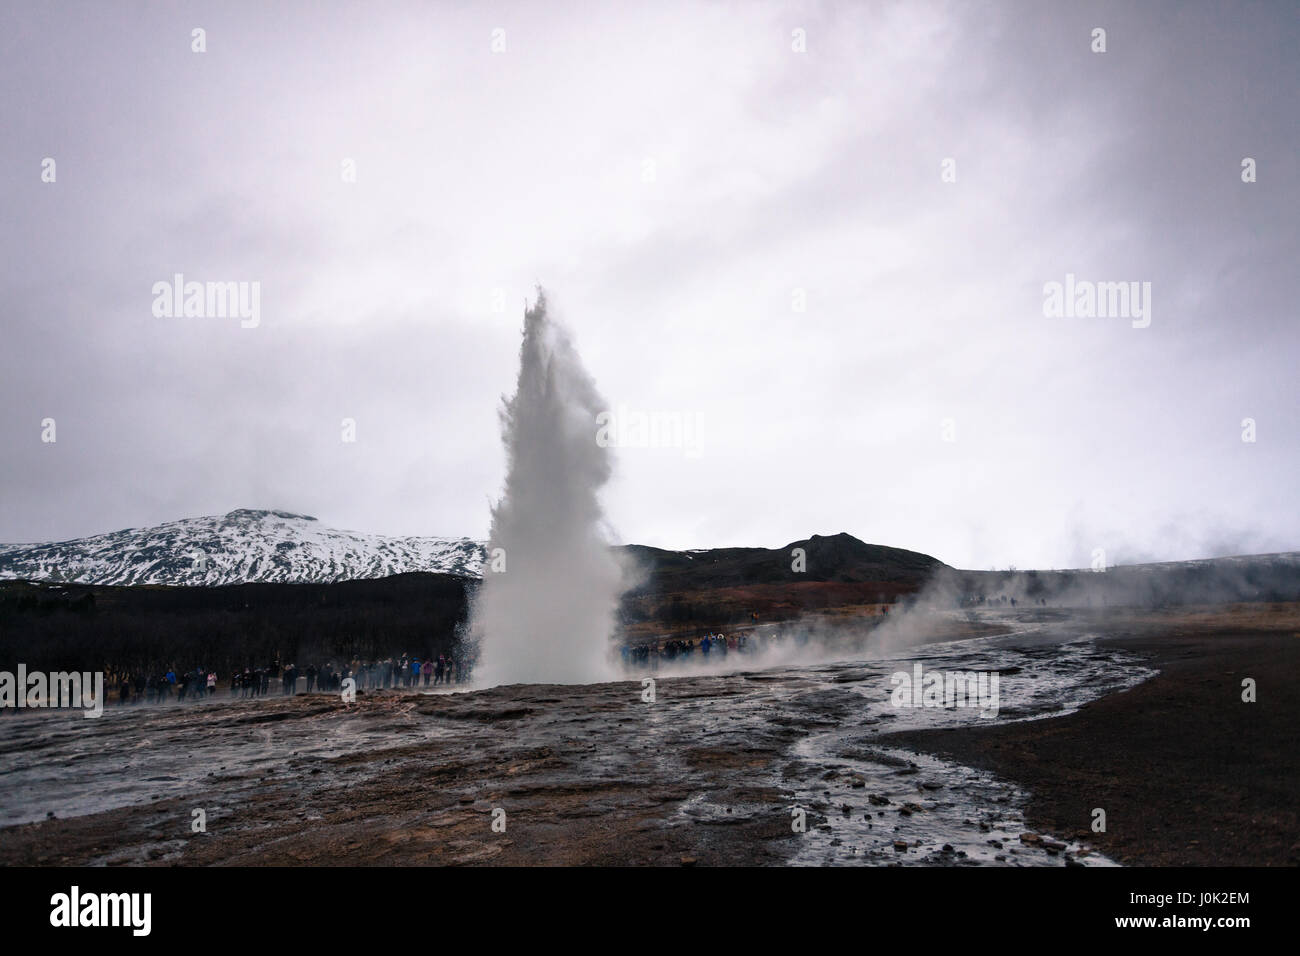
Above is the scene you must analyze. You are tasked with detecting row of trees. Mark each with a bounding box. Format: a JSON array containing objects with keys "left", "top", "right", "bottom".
[{"left": 0, "top": 573, "right": 475, "bottom": 676}]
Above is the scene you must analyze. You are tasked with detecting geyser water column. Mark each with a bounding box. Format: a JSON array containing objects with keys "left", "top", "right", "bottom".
[{"left": 472, "top": 290, "right": 627, "bottom": 686}]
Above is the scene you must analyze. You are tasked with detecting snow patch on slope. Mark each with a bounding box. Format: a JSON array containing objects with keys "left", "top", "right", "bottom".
[{"left": 0, "top": 509, "right": 485, "bottom": 586}]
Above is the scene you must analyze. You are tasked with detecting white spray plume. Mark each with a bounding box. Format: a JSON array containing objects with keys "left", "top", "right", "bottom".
[{"left": 472, "top": 289, "right": 629, "bottom": 686}]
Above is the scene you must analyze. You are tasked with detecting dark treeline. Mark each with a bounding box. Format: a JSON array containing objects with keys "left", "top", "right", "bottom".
[
  {"left": 5, "top": 542, "right": 1294, "bottom": 678},
  {"left": 0, "top": 572, "right": 475, "bottom": 674},
  {"left": 0, "top": 532, "right": 940, "bottom": 675}
]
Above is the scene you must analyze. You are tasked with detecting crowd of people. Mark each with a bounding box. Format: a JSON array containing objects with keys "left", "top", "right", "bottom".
[
  {"left": 621, "top": 632, "right": 750, "bottom": 668},
  {"left": 103, "top": 668, "right": 220, "bottom": 704},
  {"left": 298, "top": 654, "right": 470, "bottom": 692},
  {"left": 102, "top": 632, "right": 777, "bottom": 705},
  {"left": 104, "top": 652, "right": 471, "bottom": 705}
]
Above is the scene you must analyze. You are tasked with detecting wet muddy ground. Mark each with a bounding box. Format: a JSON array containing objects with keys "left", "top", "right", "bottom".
[
  {"left": 884, "top": 605, "right": 1300, "bottom": 866},
  {"left": 1, "top": 605, "right": 1293, "bottom": 866}
]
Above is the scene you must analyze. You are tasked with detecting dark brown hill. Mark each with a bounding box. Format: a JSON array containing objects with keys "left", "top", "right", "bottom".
[
  {"left": 0, "top": 532, "right": 947, "bottom": 670},
  {"left": 617, "top": 533, "right": 946, "bottom": 638}
]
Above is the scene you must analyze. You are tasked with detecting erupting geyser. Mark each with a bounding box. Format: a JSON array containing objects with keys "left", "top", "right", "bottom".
[{"left": 471, "top": 290, "right": 628, "bottom": 686}]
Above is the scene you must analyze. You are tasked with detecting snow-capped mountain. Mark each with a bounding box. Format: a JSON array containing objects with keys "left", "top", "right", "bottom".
[{"left": 0, "top": 509, "right": 485, "bottom": 586}]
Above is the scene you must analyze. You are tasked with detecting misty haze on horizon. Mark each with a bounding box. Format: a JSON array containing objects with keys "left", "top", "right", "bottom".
[{"left": 2, "top": 1, "right": 1297, "bottom": 572}]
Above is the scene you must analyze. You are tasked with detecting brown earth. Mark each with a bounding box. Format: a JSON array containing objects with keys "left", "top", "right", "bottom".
[
  {"left": 880, "top": 604, "right": 1300, "bottom": 866},
  {"left": 1, "top": 604, "right": 1296, "bottom": 867}
]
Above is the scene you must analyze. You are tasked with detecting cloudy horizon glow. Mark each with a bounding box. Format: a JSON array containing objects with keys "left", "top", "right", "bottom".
[{"left": 2, "top": 0, "right": 1296, "bottom": 571}]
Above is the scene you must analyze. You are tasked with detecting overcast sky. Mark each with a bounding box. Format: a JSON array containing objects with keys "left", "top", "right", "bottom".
[{"left": 2, "top": 0, "right": 1296, "bottom": 570}]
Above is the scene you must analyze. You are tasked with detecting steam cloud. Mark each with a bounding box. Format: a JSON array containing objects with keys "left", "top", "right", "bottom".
[{"left": 472, "top": 290, "right": 629, "bottom": 686}]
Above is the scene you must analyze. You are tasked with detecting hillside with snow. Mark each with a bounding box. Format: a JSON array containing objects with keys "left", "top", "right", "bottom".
[{"left": 0, "top": 509, "right": 485, "bottom": 586}]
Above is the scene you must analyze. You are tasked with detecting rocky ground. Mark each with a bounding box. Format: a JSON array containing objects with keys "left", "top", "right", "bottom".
[
  {"left": 883, "top": 604, "right": 1300, "bottom": 867},
  {"left": 0, "top": 604, "right": 1294, "bottom": 866}
]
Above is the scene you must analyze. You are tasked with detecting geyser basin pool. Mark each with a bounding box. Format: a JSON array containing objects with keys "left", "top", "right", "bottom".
[{"left": 0, "top": 610, "right": 1154, "bottom": 866}]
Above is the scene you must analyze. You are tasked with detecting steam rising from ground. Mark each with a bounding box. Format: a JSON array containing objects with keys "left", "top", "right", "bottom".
[
  {"left": 606, "top": 551, "right": 1300, "bottom": 682},
  {"left": 465, "top": 290, "right": 1297, "bottom": 688},
  {"left": 471, "top": 291, "right": 630, "bottom": 686}
]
